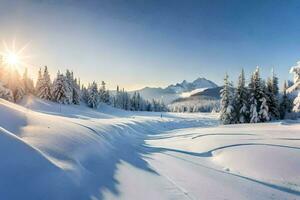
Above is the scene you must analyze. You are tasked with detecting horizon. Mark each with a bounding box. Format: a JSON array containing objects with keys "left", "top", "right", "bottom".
[{"left": 0, "top": 0, "right": 300, "bottom": 90}]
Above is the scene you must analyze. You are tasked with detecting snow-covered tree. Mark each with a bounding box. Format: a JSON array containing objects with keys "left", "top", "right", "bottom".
[
  {"left": 87, "top": 81, "right": 100, "bottom": 108},
  {"left": 287, "top": 62, "right": 300, "bottom": 112},
  {"left": 51, "top": 72, "right": 70, "bottom": 104},
  {"left": 35, "top": 68, "right": 43, "bottom": 94},
  {"left": 81, "top": 84, "right": 89, "bottom": 103},
  {"left": 234, "top": 69, "right": 248, "bottom": 123},
  {"left": 36, "top": 66, "right": 52, "bottom": 100},
  {"left": 248, "top": 67, "right": 269, "bottom": 123},
  {"left": 22, "top": 68, "right": 34, "bottom": 94},
  {"left": 72, "top": 78, "right": 81, "bottom": 105},
  {"left": 259, "top": 95, "right": 270, "bottom": 122},
  {"left": 65, "top": 70, "right": 80, "bottom": 104},
  {"left": 64, "top": 70, "right": 74, "bottom": 104},
  {"left": 220, "top": 74, "right": 235, "bottom": 124},
  {"left": 249, "top": 99, "right": 259, "bottom": 123},
  {"left": 9, "top": 70, "right": 25, "bottom": 102},
  {"left": 0, "top": 81, "right": 13, "bottom": 101},
  {"left": 150, "top": 99, "right": 167, "bottom": 112},
  {"left": 266, "top": 69, "right": 280, "bottom": 120},
  {"left": 113, "top": 87, "right": 131, "bottom": 110},
  {"left": 280, "top": 81, "right": 293, "bottom": 119},
  {"left": 99, "top": 81, "right": 109, "bottom": 103},
  {"left": 292, "top": 95, "right": 300, "bottom": 113}
]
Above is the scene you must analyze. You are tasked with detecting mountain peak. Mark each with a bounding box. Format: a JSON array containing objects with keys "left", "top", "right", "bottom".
[
  {"left": 165, "top": 77, "right": 218, "bottom": 94},
  {"left": 132, "top": 77, "right": 218, "bottom": 104},
  {"left": 193, "top": 77, "right": 206, "bottom": 83}
]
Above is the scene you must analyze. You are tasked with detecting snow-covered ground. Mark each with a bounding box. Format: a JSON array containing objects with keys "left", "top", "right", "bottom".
[{"left": 0, "top": 96, "right": 299, "bottom": 200}]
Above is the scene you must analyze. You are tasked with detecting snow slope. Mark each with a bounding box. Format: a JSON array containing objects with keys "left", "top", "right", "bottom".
[{"left": 0, "top": 96, "right": 300, "bottom": 200}]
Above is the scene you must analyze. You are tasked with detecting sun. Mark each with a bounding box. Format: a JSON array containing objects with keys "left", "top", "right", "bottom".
[
  {"left": 3, "top": 51, "right": 20, "bottom": 66},
  {"left": 0, "top": 40, "right": 31, "bottom": 70}
]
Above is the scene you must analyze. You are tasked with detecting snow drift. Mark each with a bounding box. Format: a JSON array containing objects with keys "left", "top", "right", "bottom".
[{"left": 0, "top": 96, "right": 299, "bottom": 200}]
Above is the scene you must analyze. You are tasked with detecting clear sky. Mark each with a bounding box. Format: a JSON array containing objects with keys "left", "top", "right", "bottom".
[{"left": 0, "top": 0, "right": 300, "bottom": 90}]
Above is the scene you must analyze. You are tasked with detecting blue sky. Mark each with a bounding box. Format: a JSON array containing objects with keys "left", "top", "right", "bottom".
[{"left": 0, "top": 0, "right": 300, "bottom": 90}]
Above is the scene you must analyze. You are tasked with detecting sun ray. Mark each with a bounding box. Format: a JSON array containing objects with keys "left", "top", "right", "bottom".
[
  {"left": 0, "top": 40, "right": 32, "bottom": 72},
  {"left": 17, "top": 41, "right": 31, "bottom": 55}
]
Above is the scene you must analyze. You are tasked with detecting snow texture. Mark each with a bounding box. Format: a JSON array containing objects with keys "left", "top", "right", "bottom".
[{"left": 0, "top": 95, "right": 299, "bottom": 200}]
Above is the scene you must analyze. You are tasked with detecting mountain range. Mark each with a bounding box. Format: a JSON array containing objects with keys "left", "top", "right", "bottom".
[{"left": 130, "top": 78, "right": 218, "bottom": 104}]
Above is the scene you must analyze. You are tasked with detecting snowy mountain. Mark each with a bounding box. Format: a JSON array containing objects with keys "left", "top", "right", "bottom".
[
  {"left": 168, "top": 87, "right": 222, "bottom": 112},
  {"left": 131, "top": 77, "right": 218, "bottom": 104},
  {"left": 166, "top": 78, "right": 218, "bottom": 93}
]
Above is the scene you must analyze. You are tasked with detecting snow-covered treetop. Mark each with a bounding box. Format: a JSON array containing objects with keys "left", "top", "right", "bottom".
[
  {"left": 290, "top": 61, "right": 300, "bottom": 83},
  {"left": 287, "top": 61, "right": 300, "bottom": 94}
]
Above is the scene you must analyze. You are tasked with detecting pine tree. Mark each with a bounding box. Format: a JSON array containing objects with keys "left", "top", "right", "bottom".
[
  {"left": 99, "top": 81, "right": 107, "bottom": 103},
  {"left": 87, "top": 81, "right": 99, "bottom": 108},
  {"left": 8, "top": 70, "right": 25, "bottom": 102},
  {"left": 37, "top": 66, "right": 52, "bottom": 100},
  {"left": 104, "top": 89, "right": 110, "bottom": 104},
  {"left": 72, "top": 78, "right": 81, "bottom": 105},
  {"left": 51, "top": 72, "right": 69, "bottom": 104},
  {"left": 130, "top": 92, "right": 138, "bottom": 111},
  {"left": 292, "top": 93, "right": 300, "bottom": 113},
  {"left": 266, "top": 69, "right": 280, "bottom": 120},
  {"left": 81, "top": 84, "right": 89, "bottom": 103},
  {"left": 279, "top": 81, "right": 293, "bottom": 119},
  {"left": 22, "top": 68, "right": 34, "bottom": 94},
  {"left": 136, "top": 92, "right": 143, "bottom": 110},
  {"left": 249, "top": 98, "right": 259, "bottom": 123},
  {"left": 219, "top": 73, "right": 235, "bottom": 124},
  {"left": 234, "top": 69, "right": 248, "bottom": 123},
  {"left": 248, "top": 67, "right": 269, "bottom": 123},
  {"left": 35, "top": 68, "right": 43, "bottom": 95},
  {"left": 288, "top": 65, "right": 300, "bottom": 112},
  {"left": 65, "top": 70, "right": 73, "bottom": 104},
  {"left": 259, "top": 94, "right": 270, "bottom": 122},
  {"left": 0, "top": 81, "right": 13, "bottom": 101}
]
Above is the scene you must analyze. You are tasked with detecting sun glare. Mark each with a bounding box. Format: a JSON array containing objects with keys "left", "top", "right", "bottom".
[
  {"left": 3, "top": 51, "right": 20, "bottom": 66},
  {"left": 0, "top": 40, "right": 32, "bottom": 71}
]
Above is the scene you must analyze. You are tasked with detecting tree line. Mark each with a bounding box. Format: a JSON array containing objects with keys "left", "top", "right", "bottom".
[
  {"left": 220, "top": 67, "right": 296, "bottom": 124},
  {"left": 0, "top": 65, "right": 167, "bottom": 112}
]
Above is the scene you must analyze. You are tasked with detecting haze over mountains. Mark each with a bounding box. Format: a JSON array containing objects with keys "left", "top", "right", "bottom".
[{"left": 131, "top": 77, "right": 218, "bottom": 104}]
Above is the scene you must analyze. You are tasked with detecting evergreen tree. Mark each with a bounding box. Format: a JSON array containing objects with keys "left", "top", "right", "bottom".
[
  {"left": 65, "top": 70, "right": 73, "bottom": 104},
  {"left": 259, "top": 93, "right": 270, "bottom": 122},
  {"left": 37, "top": 66, "right": 52, "bottom": 100},
  {"left": 288, "top": 65, "right": 300, "bottom": 112},
  {"left": 35, "top": 68, "right": 43, "bottom": 95},
  {"left": 234, "top": 69, "right": 248, "bottom": 123},
  {"left": 130, "top": 92, "right": 138, "bottom": 111},
  {"left": 136, "top": 93, "right": 142, "bottom": 110},
  {"left": 87, "top": 81, "right": 100, "bottom": 108},
  {"left": 99, "top": 81, "right": 107, "bottom": 103},
  {"left": 249, "top": 98, "right": 259, "bottom": 123},
  {"left": 279, "top": 81, "right": 293, "bottom": 119},
  {"left": 219, "top": 74, "right": 235, "bottom": 124},
  {"left": 8, "top": 70, "right": 25, "bottom": 102},
  {"left": 72, "top": 78, "right": 81, "bottom": 105},
  {"left": 22, "top": 68, "right": 35, "bottom": 95},
  {"left": 0, "top": 81, "right": 13, "bottom": 101},
  {"left": 266, "top": 69, "right": 280, "bottom": 120},
  {"left": 104, "top": 89, "right": 110, "bottom": 104},
  {"left": 81, "top": 84, "right": 89, "bottom": 103},
  {"left": 248, "top": 67, "right": 269, "bottom": 123},
  {"left": 51, "top": 72, "right": 69, "bottom": 104}
]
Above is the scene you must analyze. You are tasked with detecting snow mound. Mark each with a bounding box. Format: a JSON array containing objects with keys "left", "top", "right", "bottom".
[{"left": 0, "top": 96, "right": 299, "bottom": 199}]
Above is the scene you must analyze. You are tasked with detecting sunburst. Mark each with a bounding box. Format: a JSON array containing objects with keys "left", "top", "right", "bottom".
[{"left": 0, "top": 39, "right": 31, "bottom": 71}]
